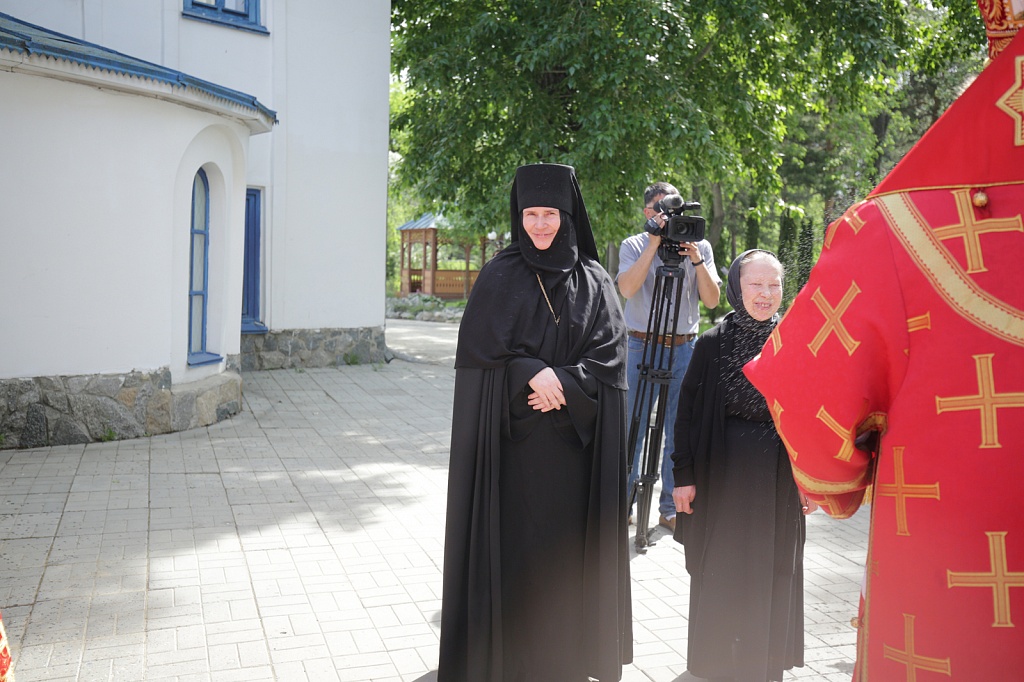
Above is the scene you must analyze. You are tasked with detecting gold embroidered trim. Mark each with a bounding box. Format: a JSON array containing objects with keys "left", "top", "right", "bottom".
[
  {"left": 792, "top": 461, "right": 872, "bottom": 498},
  {"left": 876, "top": 193, "right": 1024, "bottom": 348}
]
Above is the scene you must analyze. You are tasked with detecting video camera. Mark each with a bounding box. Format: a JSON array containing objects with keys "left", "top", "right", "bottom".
[{"left": 644, "top": 193, "right": 706, "bottom": 243}]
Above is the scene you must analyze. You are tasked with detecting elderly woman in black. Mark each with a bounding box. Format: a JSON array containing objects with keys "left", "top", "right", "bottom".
[
  {"left": 437, "top": 164, "right": 632, "bottom": 682},
  {"left": 671, "top": 250, "right": 817, "bottom": 682}
]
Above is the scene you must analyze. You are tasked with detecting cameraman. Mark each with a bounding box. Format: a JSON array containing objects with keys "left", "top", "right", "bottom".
[{"left": 617, "top": 181, "right": 721, "bottom": 532}]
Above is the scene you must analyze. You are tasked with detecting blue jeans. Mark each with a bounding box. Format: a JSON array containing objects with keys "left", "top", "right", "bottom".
[{"left": 625, "top": 334, "right": 693, "bottom": 518}]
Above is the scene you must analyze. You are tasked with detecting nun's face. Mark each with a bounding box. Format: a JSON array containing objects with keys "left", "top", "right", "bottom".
[
  {"left": 522, "top": 206, "right": 560, "bottom": 250},
  {"left": 740, "top": 259, "right": 783, "bottom": 321}
]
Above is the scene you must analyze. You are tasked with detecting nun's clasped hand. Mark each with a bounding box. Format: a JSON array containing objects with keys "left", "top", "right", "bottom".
[{"left": 528, "top": 367, "right": 566, "bottom": 412}]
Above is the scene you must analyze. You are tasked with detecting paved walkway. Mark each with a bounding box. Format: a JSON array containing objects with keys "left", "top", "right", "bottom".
[{"left": 0, "top": 319, "right": 868, "bottom": 681}]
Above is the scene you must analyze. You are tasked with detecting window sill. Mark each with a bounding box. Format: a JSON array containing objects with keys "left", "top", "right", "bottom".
[
  {"left": 241, "top": 321, "right": 269, "bottom": 334},
  {"left": 188, "top": 351, "right": 223, "bottom": 367},
  {"left": 182, "top": 10, "right": 269, "bottom": 35}
]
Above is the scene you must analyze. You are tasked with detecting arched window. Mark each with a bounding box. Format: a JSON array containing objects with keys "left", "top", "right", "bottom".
[{"left": 188, "top": 169, "right": 219, "bottom": 365}]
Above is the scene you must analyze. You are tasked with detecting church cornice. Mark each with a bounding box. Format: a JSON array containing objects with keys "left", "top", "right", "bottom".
[{"left": 0, "top": 13, "right": 276, "bottom": 134}]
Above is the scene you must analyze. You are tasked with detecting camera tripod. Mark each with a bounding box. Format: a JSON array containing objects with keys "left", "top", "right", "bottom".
[{"left": 626, "top": 248, "right": 689, "bottom": 553}]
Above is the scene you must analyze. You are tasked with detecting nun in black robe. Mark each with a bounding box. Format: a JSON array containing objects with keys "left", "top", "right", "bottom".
[
  {"left": 437, "top": 164, "right": 632, "bottom": 682},
  {"left": 671, "top": 250, "right": 807, "bottom": 682}
]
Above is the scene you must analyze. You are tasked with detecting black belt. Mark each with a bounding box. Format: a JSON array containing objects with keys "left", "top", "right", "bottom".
[{"left": 628, "top": 330, "right": 696, "bottom": 346}]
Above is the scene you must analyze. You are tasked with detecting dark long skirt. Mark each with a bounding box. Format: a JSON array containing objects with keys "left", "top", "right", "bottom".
[
  {"left": 499, "top": 418, "right": 592, "bottom": 682},
  {"left": 687, "top": 417, "right": 805, "bottom": 682}
]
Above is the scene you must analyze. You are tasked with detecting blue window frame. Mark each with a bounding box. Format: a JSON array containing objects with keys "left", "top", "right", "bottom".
[
  {"left": 182, "top": 0, "right": 267, "bottom": 34},
  {"left": 188, "top": 169, "right": 222, "bottom": 366},
  {"left": 241, "top": 188, "right": 267, "bottom": 333}
]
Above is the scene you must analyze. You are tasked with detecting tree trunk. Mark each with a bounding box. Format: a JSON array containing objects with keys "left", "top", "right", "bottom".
[
  {"left": 744, "top": 213, "right": 760, "bottom": 251},
  {"left": 709, "top": 182, "right": 725, "bottom": 249}
]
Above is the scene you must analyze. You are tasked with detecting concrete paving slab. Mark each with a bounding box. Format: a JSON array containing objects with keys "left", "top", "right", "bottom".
[{"left": 0, "top": 319, "right": 868, "bottom": 680}]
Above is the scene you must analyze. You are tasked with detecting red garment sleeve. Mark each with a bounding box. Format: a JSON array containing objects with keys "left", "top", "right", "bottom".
[{"left": 744, "top": 199, "right": 909, "bottom": 518}]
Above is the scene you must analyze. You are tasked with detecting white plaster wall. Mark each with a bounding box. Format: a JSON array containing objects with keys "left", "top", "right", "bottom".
[
  {"left": 0, "top": 71, "right": 249, "bottom": 381},
  {"left": 0, "top": 0, "right": 84, "bottom": 37},
  {"left": 170, "top": 0, "right": 391, "bottom": 331},
  {"left": 266, "top": 0, "right": 390, "bottom": 330},
  {"left": 0, "top": 0, "right": 391, "bottom": 335}
]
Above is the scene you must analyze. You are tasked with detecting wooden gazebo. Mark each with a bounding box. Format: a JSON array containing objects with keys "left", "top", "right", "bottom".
[{"left": 398, "top": 213, "right": 499, "bottom": 300}]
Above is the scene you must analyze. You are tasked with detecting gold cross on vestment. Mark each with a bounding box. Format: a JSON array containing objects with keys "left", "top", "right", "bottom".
[
  {"left": 931, "top": 189, "right": 1023, "bottom": 274},
  {"left": 907, "top": 312, "right": 931, "bottom": 333},
  {"left": 935, "top": 354, "right": 1024, "bottom": 448},
  {"left": 818, "top": 494, "right": 850, "bottom": 517},
  {"left": 997, "top": 55, "right": 1024, "bottom": 146},
  {"left": 770, "top": 400, "right": 799, "bottom": 460},
  {"left": 947, "top": 531, "right": 1024, "bottom": 627},
  {"left": 825, "top": 204, "right": 867, "bottom": 250},
  {"left": 875, "top": 447, "right": 940, "bottom": 537},
  {"left": 808, "top": 283, "right": 862, "bottom": 357},
  {"left": 883, "top": 614, "right": 952, "bottom": 681},
  {"left": 816, "top": 406, "right": 856, "bottom": 462}
]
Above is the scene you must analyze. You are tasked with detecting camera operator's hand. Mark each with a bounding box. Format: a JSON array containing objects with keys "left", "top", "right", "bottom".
[
  {"left": 644, "top": 212, "right": 667, "bottom": 242},
  {"left": 677, "top": 241, "right": 704, "bottom": 265}
]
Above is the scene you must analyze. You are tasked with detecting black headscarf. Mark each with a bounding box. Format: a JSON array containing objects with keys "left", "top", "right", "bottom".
[{"left": 724, "top": 250, "right": 782, "bottom": 419}]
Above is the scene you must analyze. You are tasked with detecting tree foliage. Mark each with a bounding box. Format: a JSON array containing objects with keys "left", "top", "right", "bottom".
[
  {"left": 391, "top": 0, "right": 931, "bottom": 248},
  {"left": 391, "top": 0, "right": 990, "bottom": 322},
  {"left": 775, "top": 2, "right": 985, "bottom": 227}
]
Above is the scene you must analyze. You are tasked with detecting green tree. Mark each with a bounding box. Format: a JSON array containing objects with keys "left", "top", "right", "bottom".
[
  {"left": 774, "top": 2, "right": 985, "bottom": 227},
  {"left": 388, "top": 79, "right": 431, "bottom": 295},
  {"left": 391, "top": 0, "right": 919, "bottom": 250}
]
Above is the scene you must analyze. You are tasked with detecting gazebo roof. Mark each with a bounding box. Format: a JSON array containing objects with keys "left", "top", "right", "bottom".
[{"left": 397, "top": 213, "right": 439, "bottom": 231}]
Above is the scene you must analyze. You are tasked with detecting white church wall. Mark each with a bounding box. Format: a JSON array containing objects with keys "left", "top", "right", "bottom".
[
  {"left": 0, "top": 0, "right": 391, "bottom": 369},
  {"left": 0, "top": 71, "right": 250, "bottom": 380},
  {"left": 0, "top": 0, "right": 83, "bottom": 37},
  {"left": 264, "top": 1, "right": 389, "bottom": 331}
]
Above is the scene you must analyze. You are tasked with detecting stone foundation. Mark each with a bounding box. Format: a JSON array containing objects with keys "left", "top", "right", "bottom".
[
  {"left": 240, "top": 326, "right": 390, "bottom": 371},
  {"left": 0, "top": 366, "right": 242, "bottom": 450}
]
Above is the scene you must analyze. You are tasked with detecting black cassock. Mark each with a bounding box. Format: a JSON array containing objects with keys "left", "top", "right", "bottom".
[{"left": 437, "top": 243, "right": 632, "bottom": 682}]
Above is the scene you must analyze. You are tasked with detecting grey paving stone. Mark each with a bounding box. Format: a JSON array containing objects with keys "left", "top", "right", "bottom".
[{"left": 0, "top": 321, "right": 869, "bottom": 680}]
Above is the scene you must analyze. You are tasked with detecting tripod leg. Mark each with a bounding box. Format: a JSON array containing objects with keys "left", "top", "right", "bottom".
[
  {"left": 632, "top": 264, "right": 687, "bottom": 552},
  {"left": 633, "top": 373, "right": 661, "bottom": 551},
  {"left": 625, "top": 345, "right": 657, "bottom": 513}
]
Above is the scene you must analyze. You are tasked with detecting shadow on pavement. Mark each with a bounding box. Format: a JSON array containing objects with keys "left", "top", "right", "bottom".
[{"left": 411, "top": 671, "right": 438, "bottom": 682}]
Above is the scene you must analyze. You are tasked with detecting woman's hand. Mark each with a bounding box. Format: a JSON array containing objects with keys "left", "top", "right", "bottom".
[
  {"left": 528, "top": 367, "right": 566, "bottom": 412},
  {"left": 673, "top": 485, "right": 696, "bottom": 515},
  {"left": 799, "top": 493, "right": 819, "bottom": 515}
]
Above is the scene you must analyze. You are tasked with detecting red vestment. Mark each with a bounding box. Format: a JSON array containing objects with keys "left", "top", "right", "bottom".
[
  {"left": 745, "top": 29, "right": 1024, "bottom": 681},
  {"left": 0, "top": 611, "right": 10, "bottom": 681}
]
